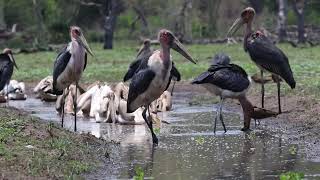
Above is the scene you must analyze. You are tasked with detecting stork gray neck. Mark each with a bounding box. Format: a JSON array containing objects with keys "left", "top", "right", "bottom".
[
  {"left": 239, "top": 96, "right": 253, "bottom": 129},
  {"left": 70, "top": 40, "right": 86, "bottom": 74},
  {"left": 244, "top": 22, "right": 253, "bottom": 52},
  {"left": 71, "top": 40, "right": 85, "bottom": 55},
  {"left": 160, "top": 44, "right": 171, "bottom": 69}
]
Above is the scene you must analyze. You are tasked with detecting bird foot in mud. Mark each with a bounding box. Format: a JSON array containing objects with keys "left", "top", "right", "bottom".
[
  {"left": 241, "top": 127, "right": 252, "bottom": 132},
  {"left": 152, "top": 136, "right": 159, "bottom": 145}
]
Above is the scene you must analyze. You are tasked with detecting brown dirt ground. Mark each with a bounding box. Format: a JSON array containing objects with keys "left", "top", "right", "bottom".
[{"left": 0, "top": 106, "right": 114, "bottom": 179}]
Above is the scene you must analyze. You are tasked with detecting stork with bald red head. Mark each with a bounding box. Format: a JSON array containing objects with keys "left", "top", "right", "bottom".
[
  {"left": 127, "top": 29, "right": 196, "bottom": 144},
  {"left": 52, "top": 26, "right": 94, "bottom": 131},
  {"left": 123, "top": 39, "right": 182, "bottom": 94},
  {"left": 227, "top": 7, "right": 296, "bottom": 114}
]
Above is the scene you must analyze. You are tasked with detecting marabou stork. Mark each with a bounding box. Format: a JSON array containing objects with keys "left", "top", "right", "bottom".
[
  {"left": 227, "top": 7, "right": 296, "bottom": 114},
  {"left": 192, "top": 53, "right": 253, "bottom": 132},
  {"left": 52, "top": 26, "right": 94, "bottom": 131},
  {"left": 127, "top": 29, "right": 196, "bottom": 144},
  {"left": 0, "top": 48, "right": 18, "bottom": 102},
  {"left": 123, "top": 39, "right": 181, "bottom": 94}
]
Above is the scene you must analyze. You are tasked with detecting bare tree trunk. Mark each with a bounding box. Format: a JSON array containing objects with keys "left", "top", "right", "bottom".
[
  {"left": 208, "top": 0, "right": 221, "bottom": 38},
  {"left": 173, "top": 0, "right": 192, "bottom": 42},
  {"left": 185, "top": 1, "right": 193, "bottom": 41},
  {"left": 277, "top": 0, "right": 288, "bottom": 42},
  {"left": 133, "top": 5, "right": 149, "bottom": 36},
  {"left": 103, "top": 0, "right": 124, "bottom": 49},
  {"left": 33, "top": 0, "right": 47, "bottom": 45},
  {"left": 0, "top": 0, "right": 6, "bottom": 30},
  {"left": 292, "top": 0, "right": 306, "bottom": 43},
  {"left": 104, "top": 12, "right": 117, "bottom": 49}
]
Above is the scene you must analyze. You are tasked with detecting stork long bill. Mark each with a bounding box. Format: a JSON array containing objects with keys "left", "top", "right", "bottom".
[
  {"left": 9, "top": 54, "right": 18, "bottom": 70},
  {"left": 226, "top": 18, "right": 244, "bottom": 37},
  {"left": 77, "top": 34, "right": 94, "bottom": 57},
  {"left": 171, "top": 38, "right": 197, "bottom": 64}
]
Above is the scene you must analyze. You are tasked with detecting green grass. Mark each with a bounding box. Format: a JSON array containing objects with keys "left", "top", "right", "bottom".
[
  {"left": 11, "top": 42, "right": 320, "bottom": 98},
  {"left": 280, "top": 171, "right": 304, "bottom": 180},
  {"left": 0, "top": 107, "right": 106, "bottom": 179}
]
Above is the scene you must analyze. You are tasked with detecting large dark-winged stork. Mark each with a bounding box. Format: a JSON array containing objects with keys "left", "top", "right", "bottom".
[
  {"left": 227, "top": 7, "right": 295, "bottom": 114},
  {"left": 0, "top": 48, "right": 18, "bottom": 101},
  {"left": 123, "top": 39, "right": 181, "bottom": 93},
  {"left": 123, "top": 39, "right": 153, "bottom": 82},
  {"left": 127, "top": 29, "right": 196, "bottom": 144},
  {"left": 192, "top": 53, "right": 253, "bottom": 132},
  {"left": 52, "top": 26, "right": 94, "bottom": 131}
]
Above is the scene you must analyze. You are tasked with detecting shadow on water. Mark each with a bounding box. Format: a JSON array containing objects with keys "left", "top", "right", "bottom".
[{"left": 5, "top": 92, "right": 320, "bottom": 179}]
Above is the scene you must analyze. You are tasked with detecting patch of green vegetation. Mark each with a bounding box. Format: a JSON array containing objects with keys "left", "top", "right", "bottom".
[
  {"left": 153, "top": 128, "right": 160, "bottom": 135},
  {"left": 10, "top": 42, "right": 320, "bottom": 99},
  {"left": 133, "top": 166, "right": 145, "bottom": 180},
  {"left": 280, "top": 171, "right": 304, "bottom": 180},
  {"left": 195, "top": 136, "right": 205, "bottom": 145},
  {"left": 0, "top": 107, "right": 105, "bottom": 179},
  {"left": 246, "top": 131, "right": 256, "bottom": 141},
  {"left": 289, "top": 145, "right": 298, "bottom": 155}
]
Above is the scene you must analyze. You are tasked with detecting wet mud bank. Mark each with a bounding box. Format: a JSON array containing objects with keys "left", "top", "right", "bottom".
[{"left": 5, "top": 83, "right": 320, "bottom": 179}]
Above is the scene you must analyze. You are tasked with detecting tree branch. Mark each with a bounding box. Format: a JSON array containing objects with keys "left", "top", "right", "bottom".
[{"left": 79, "top": 0, "right": 102, "bottom": 7}]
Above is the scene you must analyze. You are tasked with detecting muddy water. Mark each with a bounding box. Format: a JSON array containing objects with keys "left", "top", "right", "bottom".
[{"left": 7, "top": 92, "right": 320, "bottom": 179}]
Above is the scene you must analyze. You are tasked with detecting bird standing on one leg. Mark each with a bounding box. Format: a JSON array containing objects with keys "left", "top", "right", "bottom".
[
  {"left": 192, "top": 53, "right": 253, "bottom": 132},
  {"left": 0, "top": 48, "right": 18, "bottom": 104},
  {"left": 52, "top": 26, "right": 94, "bottom": 131},
  {"left": 227, "top": 7, "right": 296, "bottom": 114},
  {"left": 127, "top": 29, "right": 196, "bottom": 144}
]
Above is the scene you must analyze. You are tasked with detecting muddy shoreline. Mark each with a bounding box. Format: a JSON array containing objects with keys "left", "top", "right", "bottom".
[
  {"left": 177, "top": 82, "right": 320, "bottom": 162},
  {"left": 23, "top": 81, "right": 320, "bottom": 160},
  {"left": 7, "top": 81, "right": 320, "bottom": 178}
]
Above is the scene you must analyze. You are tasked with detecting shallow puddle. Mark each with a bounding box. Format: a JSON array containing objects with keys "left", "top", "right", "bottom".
[{"left": 5, "top": 92, "right": 320, "bottom": 179}]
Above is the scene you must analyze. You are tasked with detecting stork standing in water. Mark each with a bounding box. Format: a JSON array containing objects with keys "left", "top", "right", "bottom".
[
  {"left": 227, "top": 7, "right": 295, "bottom": 114},
  {"left": 124, "top": 39, "right": 181, "bottom": 94},
  {"left": 127, "top": 29, "right": 196, "bottom": 144},
  {"left": 192, "top": 53, "right": 253, "bottom": 132},
  {"left": 52, "top": 26, "right": 94, "bottom": 131},
  {"left": 0, "top": 48, "right": 18, "bottom": 102}
]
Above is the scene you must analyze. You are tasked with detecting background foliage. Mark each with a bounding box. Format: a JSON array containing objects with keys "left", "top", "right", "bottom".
[{"left": 0, "top": 0, "right": 320, "bottom": 48}]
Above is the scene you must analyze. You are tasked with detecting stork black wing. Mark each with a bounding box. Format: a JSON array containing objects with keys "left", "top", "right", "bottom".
[
  {"left": 192, "top": 64, "right": 250, "bottom": 92},
  {"left": 164, "top": 63, "right": 181, "bottom": 91},
  {"left": 247, "top": 35, "right": 295, "bottom": 88},
  {"left": 123, "top": 59, "right": 142, "bottom": 82},
  {"left": 52, "top": 49, "right": 71, "bottom": 95},
  {"left": 127, "top": 69, "right": 155, "bottom": 113},
  {"left": 123, "top": 52, "right": 152, "bottom": 82},
  {"left": 171, "top": 63, "right": 181, "bottom": 81},
  {"left": 0, "top": 54, "right": 13, "bottom": 91}
]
